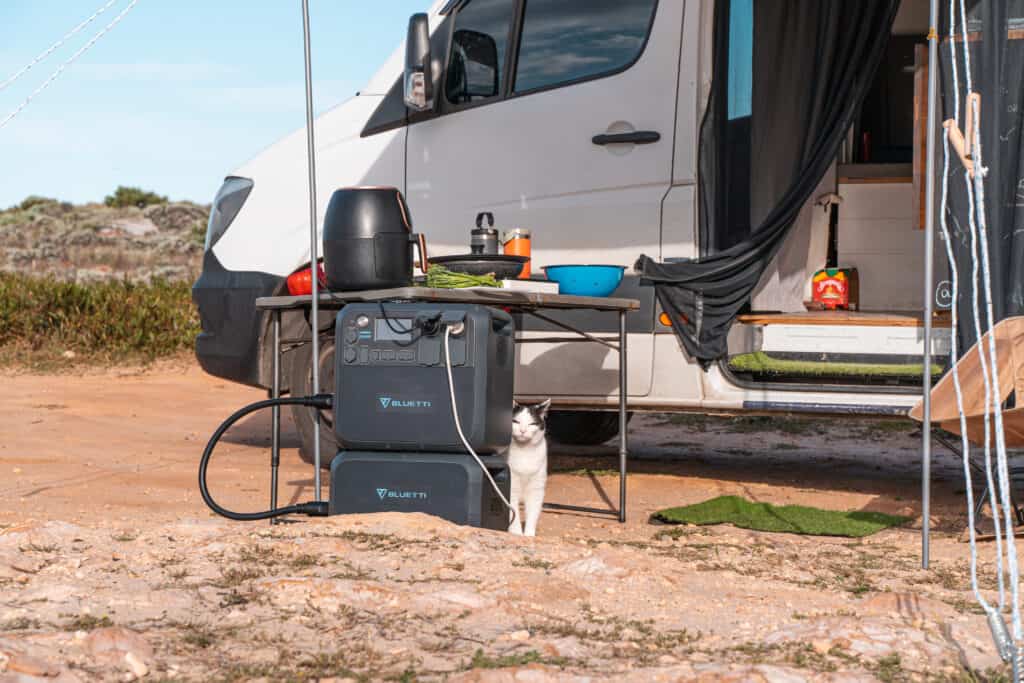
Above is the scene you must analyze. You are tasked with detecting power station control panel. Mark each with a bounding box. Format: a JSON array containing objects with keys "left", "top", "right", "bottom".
[{"left": 338, "top": 310, "right": 467, "bottom": 367}]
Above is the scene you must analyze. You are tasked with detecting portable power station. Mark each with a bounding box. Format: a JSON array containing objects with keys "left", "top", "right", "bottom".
[
  {"left": 334, "top": 303, "right": 514, "bottom": 453},
  {"left": 199, "top": 302, "right": 517, "bottom": 530},
  {"left": 328, "top": 452, "right": 510, "bottom": 529}
]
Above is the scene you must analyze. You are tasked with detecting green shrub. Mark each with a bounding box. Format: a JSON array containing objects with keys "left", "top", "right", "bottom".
[
  {"left": 0, "top": 274, "right": 198, "bottom": 365},
  {"left": 103, "top": 186, "right": 168, "bottom": 209},
  {"left": 17, "top": 195, "right": 57, "bottom": 211},
  {"left": 190, "top": 219, "right": 208, "bottom": 247}
]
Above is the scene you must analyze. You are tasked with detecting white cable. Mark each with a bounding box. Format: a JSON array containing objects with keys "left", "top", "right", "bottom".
[
  {"left": 950, "top": 0, "right": 1007, "bottom": 614},
  {"left": 940, "top": 6, "right": 1022, "bottom": 669},
  {"left": 941, "top": 0, "right": 1001, "bottom": 617},
  {"left": 0, "top": 0, "right": 140, "bottom": 131},
  {"left": 958, "top": 0, "right": 1020, "bottom": 635},
  {"left": 939, "top": 112, "right": 991, "bottom": 613},
  {"left": 0, "top": 0, "right": 120, "bottom": 92},
  {"left": 443, "top": 325, "right": 517, "bottom": 527},
  {"left": 949, "top": 0, "right": 1022, "bottom": 660},
  {"left": 970, "top": 91, "right": 1022, "bottom": 642},
  {"left": 965, "top": 169, "right": 1005, "bottom": 601},
  {"left": 952, "top": 0, "right": 1009, "bottom": 612}
]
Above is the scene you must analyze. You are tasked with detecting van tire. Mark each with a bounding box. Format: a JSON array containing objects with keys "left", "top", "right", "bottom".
[
  {"left": 289, "top": 336, "right": 338, "bottom": 469},
  {"left": 546, "top": 410, "right": 630, "bottom": 446}
]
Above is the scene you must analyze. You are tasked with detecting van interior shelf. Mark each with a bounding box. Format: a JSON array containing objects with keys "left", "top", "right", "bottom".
[
  {"left": 837, "top": 163, "right": 913, "bottom": 184},
  {"left": 837, "top": 176, "right": 913, "bottom": 184}
]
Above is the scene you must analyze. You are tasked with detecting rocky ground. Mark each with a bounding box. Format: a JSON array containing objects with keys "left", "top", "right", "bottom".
[
  {"left": 0, "top": 363, "right": 1016, "bottom": 681},
  {"left": 0, "top": 198, "right": 206, "bottom": 282}
]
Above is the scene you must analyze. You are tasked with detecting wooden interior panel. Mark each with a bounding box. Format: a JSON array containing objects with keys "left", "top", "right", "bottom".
[
  {"left": 839, "top": 176, "right": 914, "bottom": 184},
  {"left": 737, "top": 311, "right": 951, "bottom": 328},
  {"left": 912, "top": 43, "right": 929, "bottom": 230}
]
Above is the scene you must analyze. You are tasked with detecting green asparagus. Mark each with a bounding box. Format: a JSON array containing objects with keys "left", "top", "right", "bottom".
[{"left": 426, "top": 265, "right": 499, "bottom": 289}]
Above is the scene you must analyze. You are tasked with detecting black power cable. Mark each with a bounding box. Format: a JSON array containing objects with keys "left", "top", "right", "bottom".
[
  {"left": 377, "top": 302, "right": 441, "bottom": 347},
  {"left": 199, "top": 395, "right": 333, "bottom": 521}
]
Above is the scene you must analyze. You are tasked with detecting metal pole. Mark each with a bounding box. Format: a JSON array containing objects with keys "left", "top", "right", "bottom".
[
  {"left": 921, "top": 0, "right": 941, "bottom": 569},
  {"left": 618, "top": 311, "right": 628, "bottom": 523},
  {"left": 301, "top": 0, "right": 322, "bottom": 501},
  {"left": 271, "top": 310, "right": 281, "bottom": 522}
]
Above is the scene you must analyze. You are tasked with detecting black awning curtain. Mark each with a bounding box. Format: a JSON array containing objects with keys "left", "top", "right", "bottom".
[
  {"left": 940, "top": 1, "right": 1024, "bottom": 354},
  {"left": 636, "top": 0, "right": 900, "bottom": 365}
]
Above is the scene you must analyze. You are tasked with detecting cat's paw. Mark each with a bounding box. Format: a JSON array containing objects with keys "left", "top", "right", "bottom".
[
  {"left": 524, "top": 528, "right": 537, "bottom": 537},
  {"left": 508, "top": 523, "right": 523, "bottom": 535}
]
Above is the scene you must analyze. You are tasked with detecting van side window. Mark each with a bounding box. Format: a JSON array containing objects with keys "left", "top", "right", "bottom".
[
  {"left": 513, "top": 0, "right": 658, "bottom": 94},
  {"left": 445, "top": 0, "right": 516, "bottom": 106}
]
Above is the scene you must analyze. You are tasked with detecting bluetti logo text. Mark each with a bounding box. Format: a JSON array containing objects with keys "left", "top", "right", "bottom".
[
  {"left": 377, "top": 397, "right": 432, "bottom": 409},
  {"left": 376, "top": 487, "right": 428, "bottom": 501}
]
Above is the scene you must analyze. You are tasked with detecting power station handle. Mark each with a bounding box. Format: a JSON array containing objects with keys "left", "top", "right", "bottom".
[
  {"left": 412, "top": 232, "right": 429, "bottom": 273},
  {"left": 476, "top": 212, "right": 494, "bottom": 228},
  {"left": 592, "top": 131, "right": 661, "bottom": 146},
  {"left": 491, "top": 309, "right": 515, "bottom": 336}
]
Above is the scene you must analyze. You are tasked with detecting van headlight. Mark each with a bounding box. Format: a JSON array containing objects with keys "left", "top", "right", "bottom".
[{"left": 205, "top": 176, "right": 254, "bottom": 251}]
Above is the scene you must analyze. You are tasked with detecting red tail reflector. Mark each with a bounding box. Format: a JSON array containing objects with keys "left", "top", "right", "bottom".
[{"left": 286, "top": 263, "right": 326, "bottom": 296}]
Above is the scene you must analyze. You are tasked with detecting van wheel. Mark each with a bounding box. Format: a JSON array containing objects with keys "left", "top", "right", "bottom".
[
  {"left": 546, "top": 410, "right": 631, "bottom": 446},
  {"left": 289, "top": 337, "right": 338, "bottom": 469}
]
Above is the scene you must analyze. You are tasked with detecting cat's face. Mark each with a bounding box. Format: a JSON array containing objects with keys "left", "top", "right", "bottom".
[{"left": 511, "top": 399, "right": 550, "bottom": 445}]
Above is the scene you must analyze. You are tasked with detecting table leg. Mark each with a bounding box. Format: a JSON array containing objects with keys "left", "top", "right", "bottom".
[
  {"left": 619, "top": 310, "right": 628, "bottom": 523},
  {"left": 270, "top": 310, "right": 281, "bottom": 524}
]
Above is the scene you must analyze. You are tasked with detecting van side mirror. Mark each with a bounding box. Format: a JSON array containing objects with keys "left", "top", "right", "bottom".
[
  {"left": 404, "top": 13, "right": 433, "bottom": 111},
  {"left": 447, "top": 29, "right": 499, "bottom": 103}
]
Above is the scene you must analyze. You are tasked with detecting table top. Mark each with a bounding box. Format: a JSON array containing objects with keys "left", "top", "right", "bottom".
[{"left": 256, "top": 287, "right": 640, "bottom": 313}]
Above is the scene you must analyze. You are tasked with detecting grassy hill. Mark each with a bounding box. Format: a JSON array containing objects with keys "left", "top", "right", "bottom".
[
  {"left": 1, "top": 192, "right": 209, "bottom": 283},
  {"left": 0, "top": 191, "right": 206, "bottom": 366}
]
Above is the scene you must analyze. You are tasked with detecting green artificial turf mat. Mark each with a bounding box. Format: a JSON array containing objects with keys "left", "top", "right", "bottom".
[
  {"left": 728, "top": 351, "right": 943, "bottom": 379},
  {"left": 652, "top": 495, "right": 910, "bottom": 538}
]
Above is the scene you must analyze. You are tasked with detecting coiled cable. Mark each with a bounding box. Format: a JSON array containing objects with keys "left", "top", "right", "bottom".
[{"left": 199, "top": 395, "right": 333, "bottom": 521}]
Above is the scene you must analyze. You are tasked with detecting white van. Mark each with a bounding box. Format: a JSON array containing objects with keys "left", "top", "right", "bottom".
[{"left": 192, "top": 0, "right": 946, "bottom": 461}]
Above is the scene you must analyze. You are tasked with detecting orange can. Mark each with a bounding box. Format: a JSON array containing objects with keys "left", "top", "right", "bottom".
[{"left": 503, "top": 228, "right": 531, "bottom": 279}]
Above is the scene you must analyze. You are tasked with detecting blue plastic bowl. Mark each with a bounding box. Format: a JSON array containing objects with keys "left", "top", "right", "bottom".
[{"left": 543, "top": 264, "right": 626, "bottom": 297}]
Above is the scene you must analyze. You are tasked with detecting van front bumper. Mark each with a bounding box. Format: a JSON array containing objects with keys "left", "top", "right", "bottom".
[{"left": 192, "top": 250, "right": 284, "bottom": 388}]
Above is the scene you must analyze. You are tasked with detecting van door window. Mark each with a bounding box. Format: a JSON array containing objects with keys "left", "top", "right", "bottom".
[
  {"left": 445, "top": 0, "right": 515, "bottom": 106},
  {"left": 512, "top": 0, "right": 658, "bottom": 94}
]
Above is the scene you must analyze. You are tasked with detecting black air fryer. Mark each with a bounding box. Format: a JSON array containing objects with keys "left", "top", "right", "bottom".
[{"left": 322, "top": 187, "right": 428, "bottom": 291}]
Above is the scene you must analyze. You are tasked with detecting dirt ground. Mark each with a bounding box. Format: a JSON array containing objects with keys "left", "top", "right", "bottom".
[{"left": 0, "top": 361, "right": 1015, "bottom": 681}]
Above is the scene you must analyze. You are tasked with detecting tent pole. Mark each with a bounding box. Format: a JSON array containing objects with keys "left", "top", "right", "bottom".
[
  {"left": 301, "top": 0, "right": 323, "bottom": 500},
  {"left": 921, "top": 0, "right": 941, "bottom": 570}
]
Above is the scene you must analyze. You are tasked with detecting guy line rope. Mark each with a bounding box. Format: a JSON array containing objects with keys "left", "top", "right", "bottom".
[
  {"left": 942, "top": 0, "right": 1021, "bottom": 670},
  {"left": 0, "top": 0, "right": 140, "bottom": 131},
  {"left": 0, "top": 0, "right": 120, "bottom": 93}
]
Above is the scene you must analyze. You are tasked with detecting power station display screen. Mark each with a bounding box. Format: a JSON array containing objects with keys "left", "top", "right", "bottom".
[{"left": 374, "top": 318, "right": 413, "bottom": 342}]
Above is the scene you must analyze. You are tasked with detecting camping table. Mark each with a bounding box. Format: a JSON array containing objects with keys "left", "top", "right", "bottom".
[{"left": 255, "top": 287, "right": 640, "bottom": 522}]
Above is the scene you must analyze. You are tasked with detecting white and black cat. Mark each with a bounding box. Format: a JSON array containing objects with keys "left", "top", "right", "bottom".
[{"left": 505, "top": 399, "right": 550, "bottom": 536}]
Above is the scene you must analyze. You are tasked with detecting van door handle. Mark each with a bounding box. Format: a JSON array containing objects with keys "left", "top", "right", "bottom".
[{"left": 592, "top": 131, "right": 661, "bottom": 146}]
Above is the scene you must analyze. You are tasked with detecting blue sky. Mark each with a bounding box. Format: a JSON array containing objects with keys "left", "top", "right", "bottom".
[{"left": 0, "top": 1, "right": 425, "bottom": 208}]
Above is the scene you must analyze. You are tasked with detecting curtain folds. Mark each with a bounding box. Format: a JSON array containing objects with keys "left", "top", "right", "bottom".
[
  {"left": 940, "top": 1, "right": 1024, "bottom": 354},
  {"left": 636, "top": 0, "right": 900, "bottom": 365}
]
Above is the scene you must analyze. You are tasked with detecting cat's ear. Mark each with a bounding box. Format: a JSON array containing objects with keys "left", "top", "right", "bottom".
[
  {"left": 535, "top": 398, "right": 551, "bottom": 419},
  {"left": 512, "top": 400, "right": 521, "bottom": 411}
]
